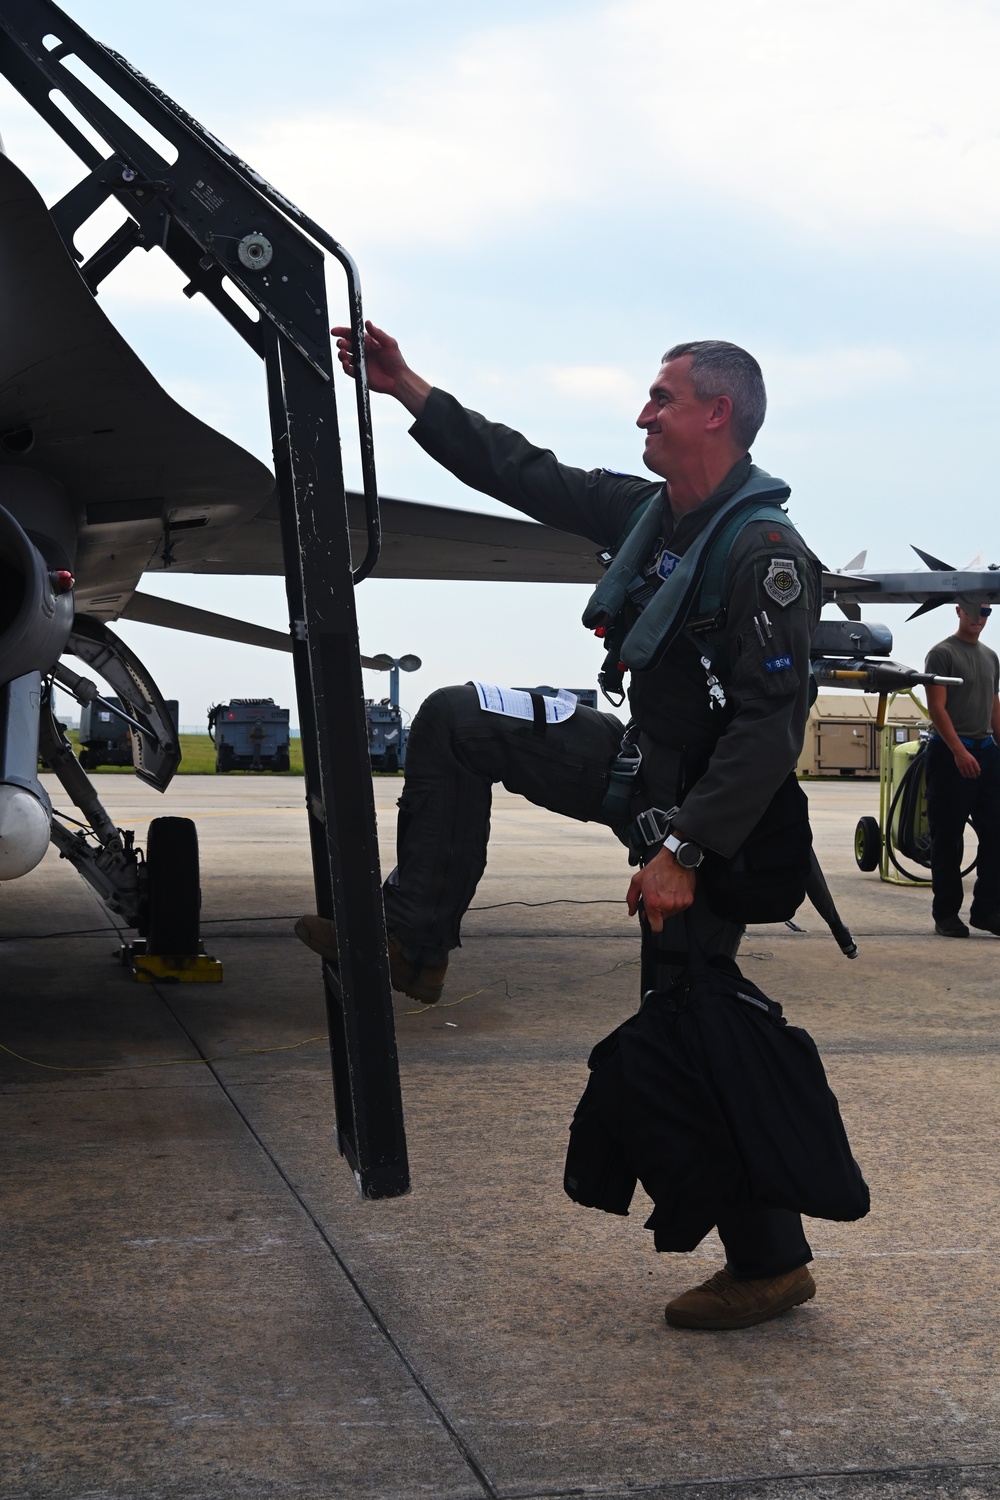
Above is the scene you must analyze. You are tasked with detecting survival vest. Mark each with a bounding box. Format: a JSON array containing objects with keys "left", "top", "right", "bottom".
[{"left": 582, "top": 466, "right": 797, "bottom": 702}]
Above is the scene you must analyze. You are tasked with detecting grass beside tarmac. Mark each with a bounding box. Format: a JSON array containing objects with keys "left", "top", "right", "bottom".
[{"left": 62, "top": 731, "right": 306, "bottom": 775}]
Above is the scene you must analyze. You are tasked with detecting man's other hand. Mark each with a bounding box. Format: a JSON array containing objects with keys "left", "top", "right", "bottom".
[
  {"left": 954, "top": 744, "right": 982, "bottom": 778},
  {"left": 626, "top": 846, "right": 696, "bottom": 932},
  {"left": 330, "top": 320, "right": 431, "bottom": 417}
]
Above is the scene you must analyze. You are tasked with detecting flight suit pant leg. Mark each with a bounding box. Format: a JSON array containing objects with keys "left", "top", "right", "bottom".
[
  {"left": 383, "top": 684, "right": 624, "bottom": 957},
  {"left": 968, "top": 741, "right": 1000, "bottom": 924},
  {"left": 636, "top": 731, "right": 812, "bottom": 1281},
  {"left": 716, "top": 1206, "right": 813, "bottom": 1280},
  {"left": 926, "top": 737, "right": 977, "bottom": 921}
]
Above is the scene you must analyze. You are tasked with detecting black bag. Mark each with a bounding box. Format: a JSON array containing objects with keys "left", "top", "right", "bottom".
[
  {"left": 564, "top": 944, "right": 870, "bottom": 1252},
  {"left": 700, "top": 771, "right": 813, "bottom": 924}
]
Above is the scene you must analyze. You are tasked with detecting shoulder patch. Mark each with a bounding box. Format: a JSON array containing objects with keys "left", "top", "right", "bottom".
[{"left": 762, "top": 557, "right": 802, "bottom": 608}]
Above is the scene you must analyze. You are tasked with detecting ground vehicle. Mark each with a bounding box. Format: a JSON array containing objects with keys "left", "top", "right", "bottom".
[
  {"left": 366, "top": 700, "right": 406, "bottom": 772},
  {"left": 79, "top": 696, "right": 178, "bottom": 770},
  {"left": 207, "top": 699, "right": 290, "bottom": 772}
]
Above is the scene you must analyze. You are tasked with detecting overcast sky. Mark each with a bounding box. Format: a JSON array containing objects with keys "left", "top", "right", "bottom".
[{"left": 2, "top": 0, "right": 998, "bottom": 728}]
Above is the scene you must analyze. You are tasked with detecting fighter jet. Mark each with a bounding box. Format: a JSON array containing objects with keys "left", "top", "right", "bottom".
[{"left": 0, "top": 142, "right": 596, "bottom": 937}]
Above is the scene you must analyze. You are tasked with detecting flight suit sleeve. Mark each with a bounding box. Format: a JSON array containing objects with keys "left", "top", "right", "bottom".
[
  {"left": 674, "top": 523, "right": 820, "bottom": 859},
  {"left": 410, "top": 387, "right": 658, "bottom": 547}
]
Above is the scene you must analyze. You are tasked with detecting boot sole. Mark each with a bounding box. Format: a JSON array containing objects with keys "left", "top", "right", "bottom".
[{"left": 666, "top": 1274, "right": 816, "bottom": 1330}]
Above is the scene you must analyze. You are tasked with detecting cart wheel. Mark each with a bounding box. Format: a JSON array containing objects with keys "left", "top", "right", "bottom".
[
  {"left": 854, "top": 815, "right": 882, "bottom": 872},
  {"left": 145, "top": 816, "right": 201, "bottom": 955}
]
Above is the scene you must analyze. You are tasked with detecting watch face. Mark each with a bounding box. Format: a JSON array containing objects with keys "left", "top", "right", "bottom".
[{"left": 677, "top": 841, "right": 702, "bottom": 868}]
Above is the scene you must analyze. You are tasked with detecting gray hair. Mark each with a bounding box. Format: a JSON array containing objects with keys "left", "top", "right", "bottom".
[{"left": 662, "top": 340, "right": 767, "bottom": 450}]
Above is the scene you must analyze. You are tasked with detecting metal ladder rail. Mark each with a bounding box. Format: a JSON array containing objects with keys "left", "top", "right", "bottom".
[{"left": 0, "top": 0, "right": 409, "bottom": 1197}]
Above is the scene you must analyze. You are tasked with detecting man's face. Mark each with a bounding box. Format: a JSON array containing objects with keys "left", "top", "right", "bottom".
[
  {"left": 958, "top": 604, "right": 992, "bottom": 638},
  {"left": 635, "top": 356, "right": 726, "bottom": 479}
]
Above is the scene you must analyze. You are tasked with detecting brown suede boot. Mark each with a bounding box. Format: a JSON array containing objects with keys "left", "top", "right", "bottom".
[
  {"left": 293, "top": 916, "right": 448, "bottom": 1005},
  {"left": 293, "top": 914, "right": 339, "bottom": 961},
  {"left": 386, "top": 933, "right": 448, "bottom": 1005},
  {"left": 665, "top": 1266, "right": 816, "bottom": 1330}
]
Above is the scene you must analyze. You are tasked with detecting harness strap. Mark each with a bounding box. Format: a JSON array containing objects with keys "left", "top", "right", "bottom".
[{"left": 528, "top": 692, "right": 547, "bottom": 736}]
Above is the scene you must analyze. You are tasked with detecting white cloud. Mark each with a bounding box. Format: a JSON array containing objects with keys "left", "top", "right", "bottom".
[
  {"left": 544, "top": 364, "right": 636, "bottom": 401},
  {"left": 224, "top": 0, "right": 1000, "bottom": 248}
]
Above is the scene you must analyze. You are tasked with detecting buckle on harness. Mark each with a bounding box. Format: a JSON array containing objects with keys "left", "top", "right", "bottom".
[
  {"left": 600, "top": 734, "right": 643, "bottom": 823},
  {"left": 634, "top": 805, "right": 679, "bottom": 848}
]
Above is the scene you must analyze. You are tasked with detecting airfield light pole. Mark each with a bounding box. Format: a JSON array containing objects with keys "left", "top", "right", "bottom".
[{"left": 0, "top": 0, "right": 409, "bottom": 1197}]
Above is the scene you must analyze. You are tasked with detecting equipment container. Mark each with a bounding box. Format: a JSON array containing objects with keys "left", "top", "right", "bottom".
[{"left": 798, "top": 693, "right": 924, "bottom": 779}]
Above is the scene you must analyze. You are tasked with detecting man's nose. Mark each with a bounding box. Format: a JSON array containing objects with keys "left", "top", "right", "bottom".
[{"left": 636, "top": 402, "right": 653, "bottom": 429}]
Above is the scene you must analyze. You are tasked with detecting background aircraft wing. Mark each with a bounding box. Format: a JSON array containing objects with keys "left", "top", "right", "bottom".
[{"left": 181, "top": 490, "right": 603, "bottom": 584}]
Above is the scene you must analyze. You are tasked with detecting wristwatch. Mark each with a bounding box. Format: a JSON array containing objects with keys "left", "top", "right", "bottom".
[{"left": 663, "top": 831, "right": 704, "bottom": 869}]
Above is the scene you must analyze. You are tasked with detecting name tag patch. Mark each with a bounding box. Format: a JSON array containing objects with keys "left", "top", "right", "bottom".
[
  {"left": 763, "top": 557, "right": 802, "bottom": 607},
  {"left": 765, "top": 654, "right": 794, "bottom": 673}
]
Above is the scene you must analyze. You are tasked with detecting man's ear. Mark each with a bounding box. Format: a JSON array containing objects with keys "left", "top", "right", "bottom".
[{"left": 705, "top": 394, "right": 733, "bottom": 431}]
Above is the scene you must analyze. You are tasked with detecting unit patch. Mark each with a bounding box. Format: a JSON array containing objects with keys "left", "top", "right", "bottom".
[
  {"left": 765, "top": 654, "right": 794, "bottom": 673},
  {"left": 654, "top": 547, "right": 682, "bottom": 581},
  {"left": 762, "top": 557, "right": 802, "bottom": 607}
]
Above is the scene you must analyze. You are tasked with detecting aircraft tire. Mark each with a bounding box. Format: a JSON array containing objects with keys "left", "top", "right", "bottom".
[
  {"left": 854, "top": 815, "right": 881, "bottom": 873},
  {"left": 145, "top": 816, "right": 201, "bottom": 955}
]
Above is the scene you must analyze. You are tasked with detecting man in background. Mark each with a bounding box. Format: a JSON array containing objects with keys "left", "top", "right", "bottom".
[{"left": 924, "top": 595, "right": 1000, "bottom": 936}]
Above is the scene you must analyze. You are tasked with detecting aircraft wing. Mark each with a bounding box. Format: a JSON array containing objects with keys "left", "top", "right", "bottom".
[
  {"left": 179, "top": 490, "right": 602, "bottom": 584},
  {"left": 0, "top": 147, "right": 601, "bottom": 624}
]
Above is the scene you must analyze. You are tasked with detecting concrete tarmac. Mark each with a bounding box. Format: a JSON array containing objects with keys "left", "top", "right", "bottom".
[{"left": 2, "top": 774, "right": 999, "bottom": 1500}]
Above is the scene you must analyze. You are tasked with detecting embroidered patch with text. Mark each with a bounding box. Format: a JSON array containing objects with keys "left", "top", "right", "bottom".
[
  {"left": 762, "top": 557, "right": 802, "bottom": 607},
  {"left": 765, "top": 654, "right": 794, "bottom": 673}
]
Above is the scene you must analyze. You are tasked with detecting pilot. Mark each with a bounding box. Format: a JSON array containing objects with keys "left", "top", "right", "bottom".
[
  {"left": 924, "top": 595, "right": 1000, "bottom": 937},
  {"left": 298, "top": 320, "right": 822, "bottom": 1331}
]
